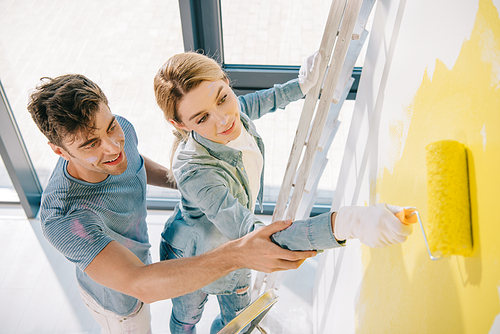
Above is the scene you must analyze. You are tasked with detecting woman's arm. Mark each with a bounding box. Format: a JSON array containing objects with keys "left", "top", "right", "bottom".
[
  {"left": 237, "top": 52, "right": 321, "bottom": 120},
  {"left": 271, "top": 212, "right": 345, "bottom": 251},
  {"left": 272, "top": 204, "right": 414, "bottom": 250},
  {"left": 237, "top": 79, "right": 304, "bottom": 120}
]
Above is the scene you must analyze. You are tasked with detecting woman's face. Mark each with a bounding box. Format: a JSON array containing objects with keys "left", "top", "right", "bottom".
[{"left": 171, "top": 79, "right": 242, "bottom": 145}]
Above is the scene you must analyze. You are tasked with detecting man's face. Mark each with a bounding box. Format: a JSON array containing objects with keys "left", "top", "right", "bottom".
[{"left": 51, "top": 103, "right": 128, "bottom": 183}]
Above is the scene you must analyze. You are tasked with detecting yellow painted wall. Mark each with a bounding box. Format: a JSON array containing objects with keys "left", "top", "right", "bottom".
[{"left": 358, "top": 0, "right": 500, "bottom": 333}]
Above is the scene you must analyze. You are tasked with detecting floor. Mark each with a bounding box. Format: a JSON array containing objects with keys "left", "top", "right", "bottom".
[{"left": 0, "top": 204, "right": 318, "bottom": 334}]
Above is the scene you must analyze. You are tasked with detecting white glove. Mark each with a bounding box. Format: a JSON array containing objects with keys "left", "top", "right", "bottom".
[
  {"left": 334, "top": 203, "right": 414, "bottom": 248},
  {"left": 298, "top": 51, "right": 322, "bottom": 95}
]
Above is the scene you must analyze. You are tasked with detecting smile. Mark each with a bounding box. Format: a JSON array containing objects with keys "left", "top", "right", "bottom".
[
  {"left": 103, "top": 152, "right": 123, "bottom": 165},
  {"left": 219, "top": 120, "right": 235, "bottom": 135}
]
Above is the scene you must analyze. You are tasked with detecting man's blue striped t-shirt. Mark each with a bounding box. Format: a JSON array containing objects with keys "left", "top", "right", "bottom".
[{"left": 39, "top": 116, "right": 151, "bottom": 316}]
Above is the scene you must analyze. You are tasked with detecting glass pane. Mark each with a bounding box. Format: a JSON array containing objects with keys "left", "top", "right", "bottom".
[
  {"left": 254, "top": 99, "right": 355, "bottom": 206},
  {"left": 0, "top": 154, "right": 19, "bottom": 203},
  {"left": 221, "top": 0, "right": 332, "bottom": 65},
  {"left": 0, "top": 0, "right": 184, "bottom": 198},
  {"left": 222, "top": 0, "right": 374, "bottom": 68}
]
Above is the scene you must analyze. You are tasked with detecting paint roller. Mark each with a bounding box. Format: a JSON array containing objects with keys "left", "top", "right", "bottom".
[{"left": 395, "top": 140, "right": 473, "bottom": 260}]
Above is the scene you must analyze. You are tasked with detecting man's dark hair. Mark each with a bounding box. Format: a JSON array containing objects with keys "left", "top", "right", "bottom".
[{"left": 27, "top": 74, "right": 109, "bottom": 147}]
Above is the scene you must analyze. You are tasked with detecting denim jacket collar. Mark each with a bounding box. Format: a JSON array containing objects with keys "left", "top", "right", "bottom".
[{"left": 192, "top": 131, "right": 241, "bottom": 167}]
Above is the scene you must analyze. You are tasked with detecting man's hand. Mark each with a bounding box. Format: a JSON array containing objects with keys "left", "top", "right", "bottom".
[{"left": 232, "top": 220, "right": 317, "bottom": 273}]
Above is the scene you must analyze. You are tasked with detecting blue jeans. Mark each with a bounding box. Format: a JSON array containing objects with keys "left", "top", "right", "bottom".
[{"left": 160, "top": 240, "right": 251, "bottom": 334}]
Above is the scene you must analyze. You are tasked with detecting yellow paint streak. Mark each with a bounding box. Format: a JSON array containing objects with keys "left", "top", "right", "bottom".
[
  {"left": 358, "top": 0, "right": 500, "bottom": 333},
  {"left": 388, "top": 119, "right": 404, "bottom": 170}
]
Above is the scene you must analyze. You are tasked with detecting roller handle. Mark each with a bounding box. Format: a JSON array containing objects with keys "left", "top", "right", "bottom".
[{"left": 395, "top": 209, "right": 442, "bottom": 261}]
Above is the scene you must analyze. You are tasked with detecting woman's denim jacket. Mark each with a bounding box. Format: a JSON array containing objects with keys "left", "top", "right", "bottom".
[{"left": 161, "top": 78, "right": 344, "bottom": 295}]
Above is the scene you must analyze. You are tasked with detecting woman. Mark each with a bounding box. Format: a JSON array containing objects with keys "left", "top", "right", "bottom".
[{"left": 153, "top": 51, "right": 413, "bottom": 334}]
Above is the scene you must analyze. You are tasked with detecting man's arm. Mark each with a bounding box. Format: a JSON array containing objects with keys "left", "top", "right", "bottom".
[
  {"left": 84, "top": 220, "right": 316, "bottom": 304},
  {"left": 142, "top": 155, "right": 177, "bottom": 189}
]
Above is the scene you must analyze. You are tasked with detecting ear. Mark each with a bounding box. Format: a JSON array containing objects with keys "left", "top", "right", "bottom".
[
  {"left": 168, "top": 118, "right": 190, "bottom": 132},
  {"left": 48, "top": 142, "right": 71, "bottom": 161}
]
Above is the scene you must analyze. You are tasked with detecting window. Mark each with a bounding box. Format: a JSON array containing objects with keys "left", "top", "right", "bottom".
[
  {"left": 0, "top": 0, "right": 185, "bottom": 211},
  {"left": 1, "top": 0, "right": 369, "bottom": 216}
]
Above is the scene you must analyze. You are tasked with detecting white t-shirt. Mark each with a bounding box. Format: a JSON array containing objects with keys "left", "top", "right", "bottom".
[{"left": 226, "top": 126, "right": 263, "bottom": 209}]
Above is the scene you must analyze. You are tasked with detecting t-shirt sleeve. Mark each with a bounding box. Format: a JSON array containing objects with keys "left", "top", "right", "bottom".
[{"left": 41, "top": 210, "right": 114, "bottom": 271}]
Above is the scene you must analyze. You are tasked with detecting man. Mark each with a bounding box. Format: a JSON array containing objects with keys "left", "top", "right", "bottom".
[{"left": 28, "top": 74, "right": 317, "bottom": 333}]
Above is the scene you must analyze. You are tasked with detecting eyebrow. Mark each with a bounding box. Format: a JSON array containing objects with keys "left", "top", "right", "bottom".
[
  {"left": 78, "top": 116, "right": 116, "bottom": 148},
  {"left": 188, "top": 86, "right": 223, "bottom": 122}
]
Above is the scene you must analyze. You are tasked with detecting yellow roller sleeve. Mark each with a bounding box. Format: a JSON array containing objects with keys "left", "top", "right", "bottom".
[{"left": 425, "top": 140, "right": 473, "bottom": 257}]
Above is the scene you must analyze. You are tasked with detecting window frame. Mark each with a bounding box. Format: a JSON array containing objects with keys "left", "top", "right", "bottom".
[{"left": 0, "top": 81, "right": 42, "bottom": 218}]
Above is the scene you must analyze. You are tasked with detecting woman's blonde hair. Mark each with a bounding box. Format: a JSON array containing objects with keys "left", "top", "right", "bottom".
[{"left": 154, "top": 52, "right": 228, "bottom": 166}]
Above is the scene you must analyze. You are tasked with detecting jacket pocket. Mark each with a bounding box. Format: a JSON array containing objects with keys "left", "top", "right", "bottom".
[{"left": 160, "top": 239, "right": 184, "bottom": 260}]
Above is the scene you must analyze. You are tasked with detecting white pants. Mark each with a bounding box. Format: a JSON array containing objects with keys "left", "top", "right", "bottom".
[{"left": 78, "top": 285, "right": 152, "bottom": 334}]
